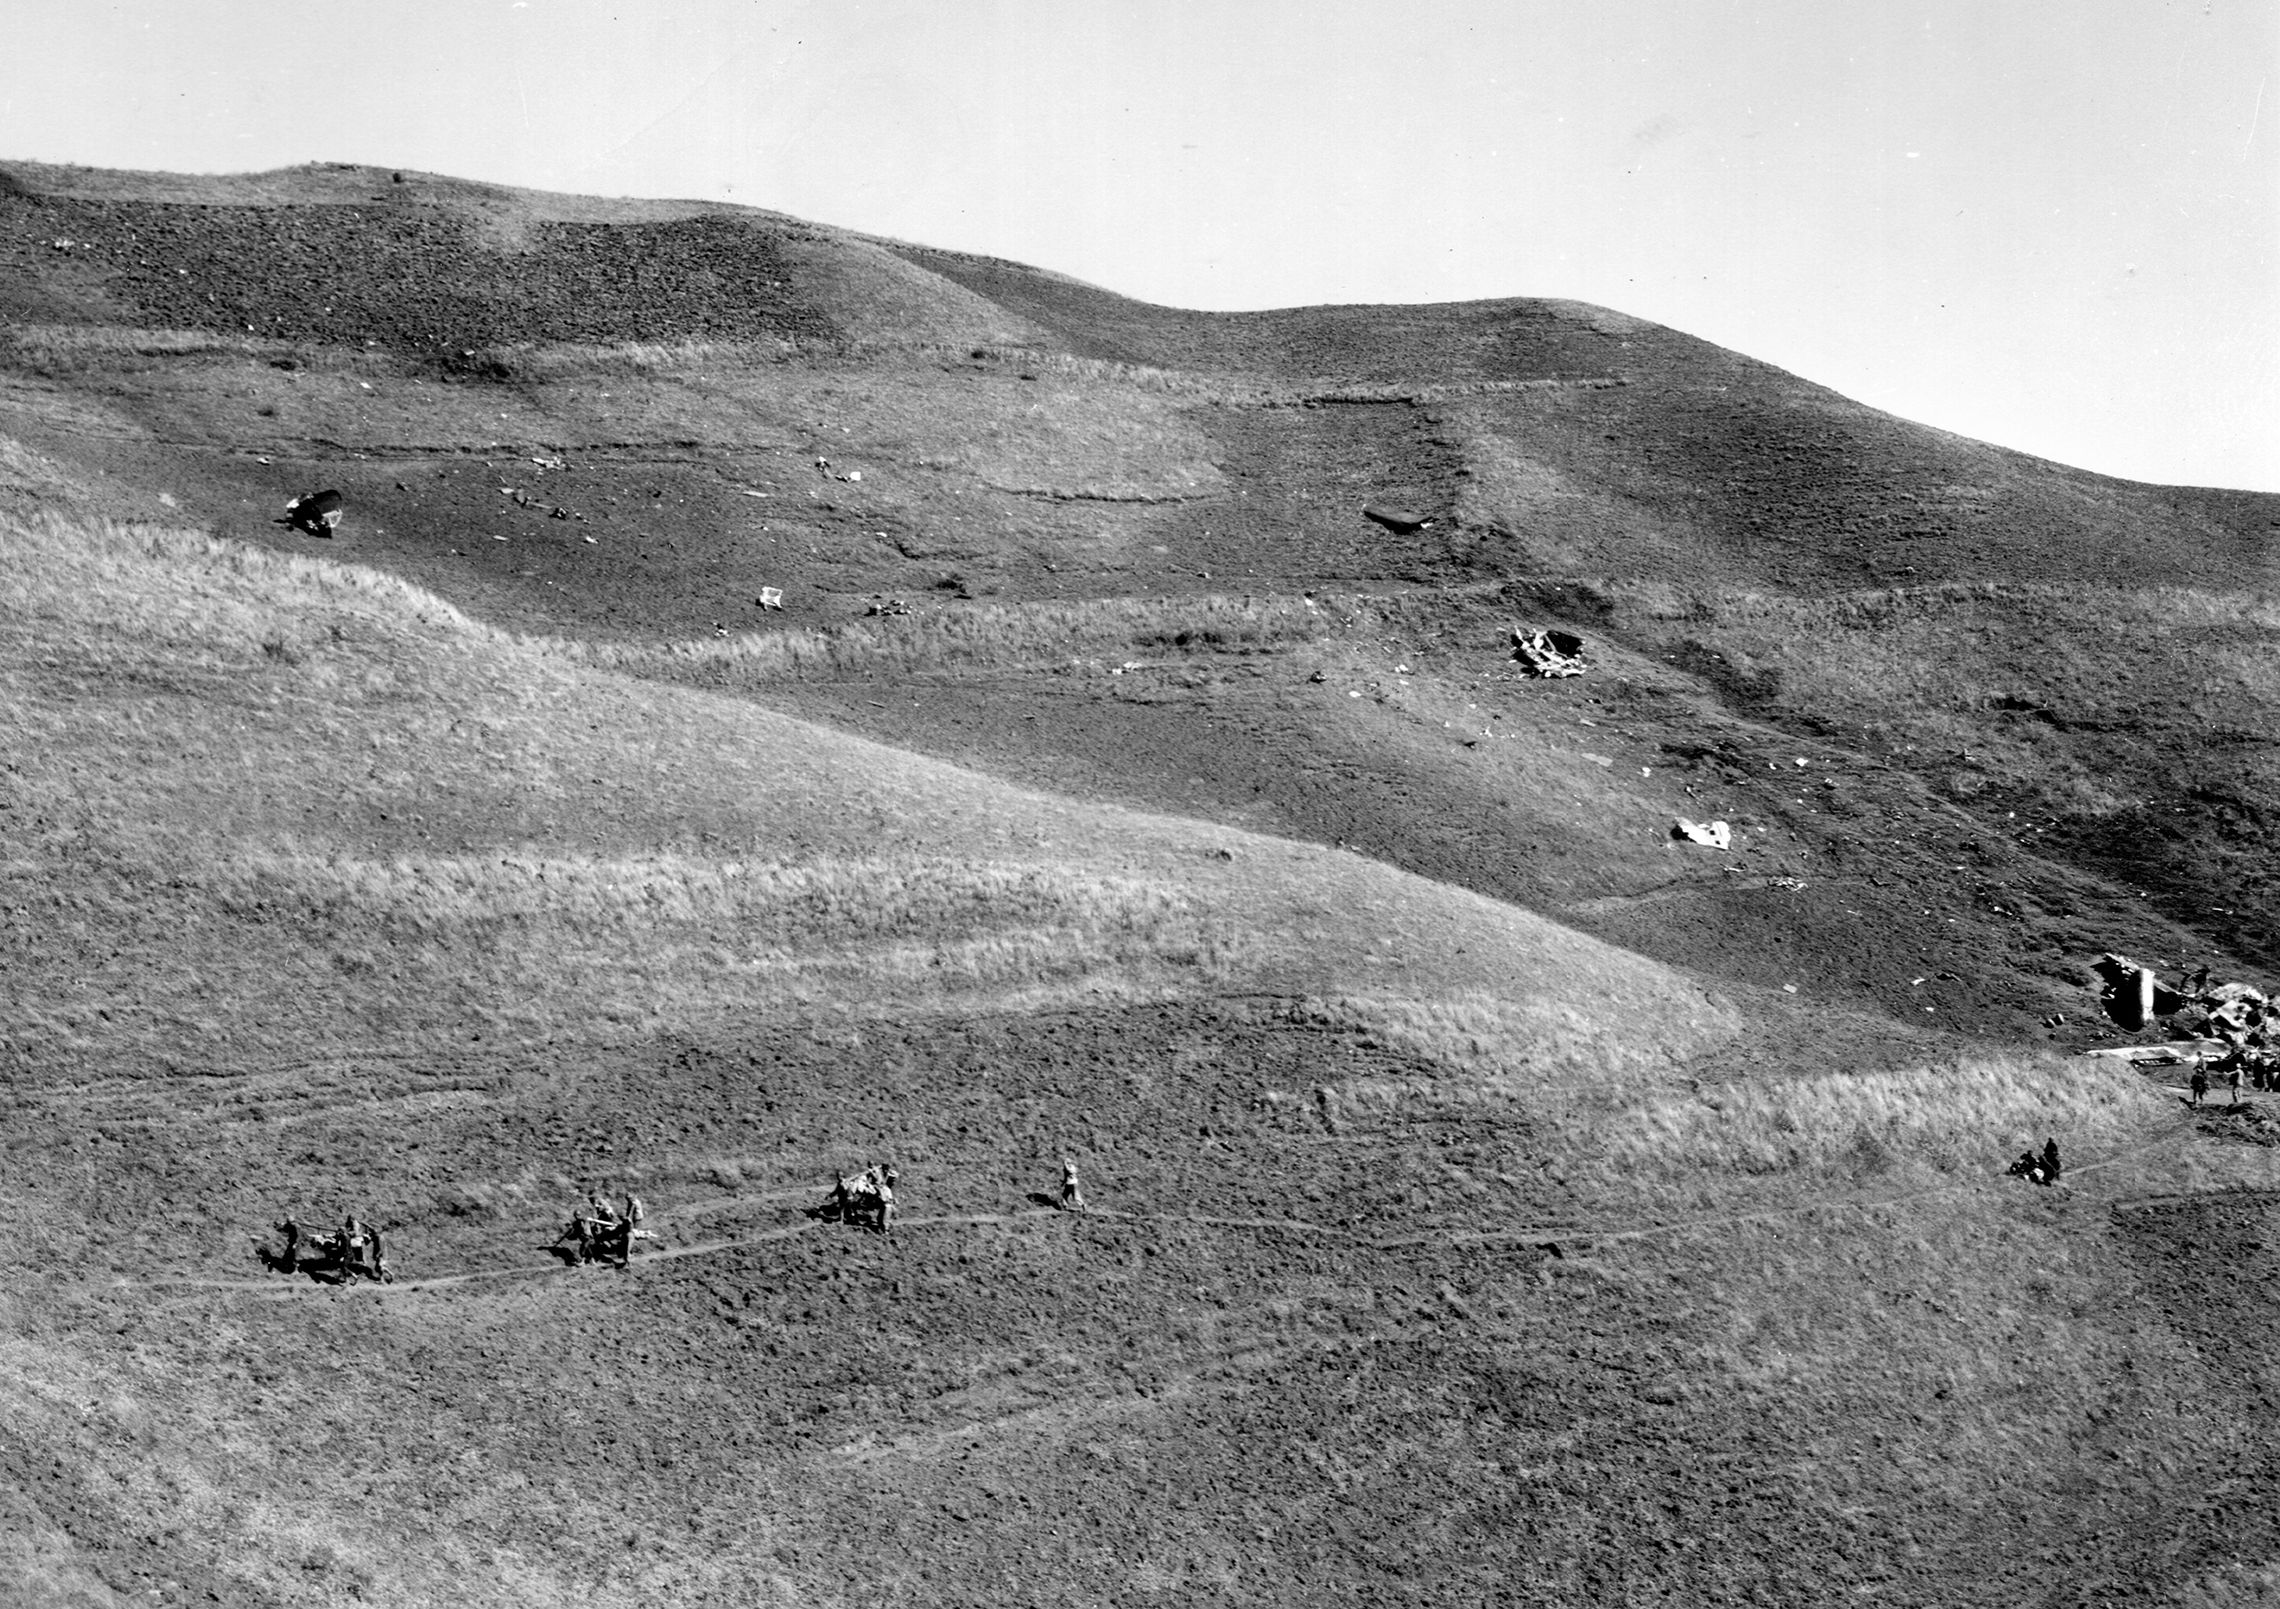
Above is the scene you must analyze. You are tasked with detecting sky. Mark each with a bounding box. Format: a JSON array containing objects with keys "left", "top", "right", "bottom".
[{"left": 3, "top": 0, "right": 2274, "bottom": 491}]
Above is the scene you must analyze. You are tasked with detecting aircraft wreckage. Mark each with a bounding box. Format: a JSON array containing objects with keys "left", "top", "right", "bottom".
[{"left": 2085, "top": 953, "right": 2271, "bottom": 1070}]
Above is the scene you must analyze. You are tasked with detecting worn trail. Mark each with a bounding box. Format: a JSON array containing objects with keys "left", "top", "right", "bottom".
[{"left": 126, "top": 1122, "right": 2195, "bottom": 1304}]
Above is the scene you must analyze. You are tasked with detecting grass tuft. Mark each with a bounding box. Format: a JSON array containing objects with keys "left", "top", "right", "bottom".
[
  {"left": 555, "top": 592, "right": 1367, "bottom": 682},
  {"left": 1603, "top": 1051, "right": 2172, "bottom": 1181},
  {"left": 1295, "top": 990, "right": 1721, "bottom": 1103}
]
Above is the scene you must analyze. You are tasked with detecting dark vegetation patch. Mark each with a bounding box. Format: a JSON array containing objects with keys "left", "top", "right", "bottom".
[{"left": 0, "top": 193, "right": 837, "bottom": 356}]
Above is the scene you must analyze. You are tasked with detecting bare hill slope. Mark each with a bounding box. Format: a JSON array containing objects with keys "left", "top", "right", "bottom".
[{"left": 6, "top": 162, "right": 2280, "bottom": 1607}]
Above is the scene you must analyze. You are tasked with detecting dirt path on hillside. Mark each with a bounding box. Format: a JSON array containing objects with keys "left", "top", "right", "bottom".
[{"left": 130, "top": 1119, "right": 2197, "bottom": 1303}]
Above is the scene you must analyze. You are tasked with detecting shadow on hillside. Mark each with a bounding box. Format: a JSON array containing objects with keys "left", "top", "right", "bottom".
[
  {"left": 251, "top": 1238, "right": 373, "bottom": 1286},
  {"left": 252, "top": 1239, "right": 297, "bottom": 1276},
  {"left": 805, "top": 1198, "right": 884, "bottom": 1227}
]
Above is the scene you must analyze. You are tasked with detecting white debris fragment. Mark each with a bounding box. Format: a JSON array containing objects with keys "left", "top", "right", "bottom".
[
  {"left": 1512, "top": 627, "right": 1587, "bottom": 678},
  {"left": 1673, "top": 818, "right": 1732, "bottom": 850}
]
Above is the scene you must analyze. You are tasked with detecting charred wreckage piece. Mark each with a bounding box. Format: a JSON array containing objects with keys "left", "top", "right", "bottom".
[
  {"left": 283, "top": 489, "right": 345, "bottom": 538},
  {"left": 2090, "top": 952, "right": 2276, "bottom": 1083}
]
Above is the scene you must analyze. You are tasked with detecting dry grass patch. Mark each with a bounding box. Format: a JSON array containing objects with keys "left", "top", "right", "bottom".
[
  {"left": 867, "top": 343, "right": 1623, "bottom": 406},
  {"left": 1604, "top": 1050, "right": 2171, "bottom": 1184},
  {"left": 219, "top": 846, "right": 1250, "bottom": 1013},
  {"left": 1, "top": 510, "right": 1270, "bottom": 1062},
  {"left": 455, "top": 336, "right": 787, "bottom": 381},
  {"left": 3, "top": 506, "right": 504, "bottom": 652},
  {"left": 558, "top": 591, "right": 1359, "bottom": 683},
  {"left": 1296, "top": 990, "right": 1732, "bottom": 1111},
  {"left": 1, "top": 323, "right": 287, "bottom": 371}
]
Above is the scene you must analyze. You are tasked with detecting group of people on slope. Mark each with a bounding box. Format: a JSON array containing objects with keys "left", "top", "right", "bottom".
[
  {"left": 830, "top": 1163, "right": 899, "bottom": 1234},
  {"left": 821, "top": 1157, "right": 1086, "bottom": 1235},
  {"left": 275, "top": 1154, "right": 1097, "bottom": 1282},
  {"left": 2188, "top": 1048, "right": 2273, "bottom": 1109},
  {"left": 268, "top": 1212, "right": 391, "bottom": 1282},
  {"left": 566, "top": 1191, "right": 648, "bottom": 1265},
  {"left": 2008, "top": 1137, "right": 2064, "bottom": 1187}
]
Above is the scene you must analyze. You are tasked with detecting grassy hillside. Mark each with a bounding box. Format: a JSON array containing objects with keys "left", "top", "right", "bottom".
[{"left": 5, "top": 162, "right": 2280, "bottom": 1607}]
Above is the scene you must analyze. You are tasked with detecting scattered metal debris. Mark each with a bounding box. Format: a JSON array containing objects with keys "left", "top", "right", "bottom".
[
  {"left": 1511, "top": 627, "right": 1587, "bottom": 678},
  {"left": 2079, "top": 1043, "right": 2223, "bottom": 1066}
]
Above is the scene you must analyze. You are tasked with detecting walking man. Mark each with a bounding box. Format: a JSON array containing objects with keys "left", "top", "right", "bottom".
[
  {"left": 1059, "top": 1158, "right": 1085, "bottom": 1212},
  {"left": 2040, "top": 1137, "right": 2061, "bottom": 1186},
  {"left": 2191, "top": 1060, "right": 2209, "bottom": 1108}
]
